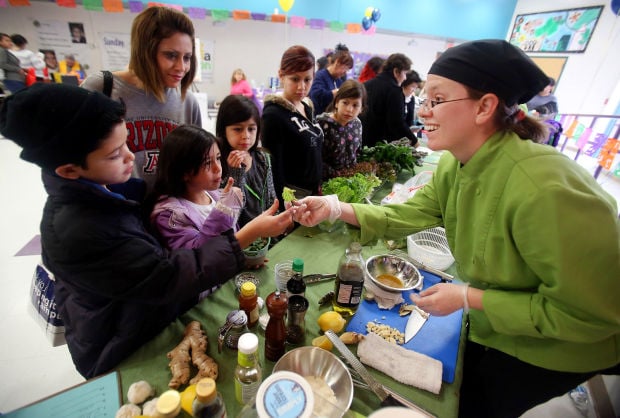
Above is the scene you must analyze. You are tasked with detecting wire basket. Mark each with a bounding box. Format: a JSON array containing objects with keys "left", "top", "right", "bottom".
[{"left": 407, "top": 227, "right": 454, "bottom": 271}]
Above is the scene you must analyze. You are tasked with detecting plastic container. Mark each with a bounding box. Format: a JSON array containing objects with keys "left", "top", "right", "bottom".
[
  {"left": 156, "top": 389, "right": 182, "bottom": 418},
  {"left": 255, "top": 371, "right": 314, "bottom": 418},
  {"left": 407, "top": 227, "right": 454, "bottom": 271}
]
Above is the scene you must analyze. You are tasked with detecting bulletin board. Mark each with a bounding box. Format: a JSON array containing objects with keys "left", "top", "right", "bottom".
[{"left": 530, "top": 56, "right": 568, "bottom": 83}]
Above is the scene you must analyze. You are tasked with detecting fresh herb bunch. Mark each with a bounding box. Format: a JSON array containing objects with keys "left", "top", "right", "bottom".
[
  {"left": 359, "top": 139, "right": 426, "bottom": 174},
  {"left": 322, "top": 173, "right": 382, "bottom": 203},
  {"left": 245, "top": 237, "right": 269, "bottom": 253}
]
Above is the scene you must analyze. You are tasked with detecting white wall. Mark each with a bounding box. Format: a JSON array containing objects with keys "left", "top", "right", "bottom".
[
  {"left": 510, "top": 0, "right": 620, "bottom": 115},
  {"left": 0, "top": 3, "right": 450, "bottom": 102},
  {"left": 3, "top": 1, "right": 617, "bottom": 116}
]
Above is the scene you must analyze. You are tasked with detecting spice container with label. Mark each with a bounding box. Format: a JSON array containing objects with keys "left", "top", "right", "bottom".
[{"left": 239, "top": 281, "right": 259, "bottom": 328}]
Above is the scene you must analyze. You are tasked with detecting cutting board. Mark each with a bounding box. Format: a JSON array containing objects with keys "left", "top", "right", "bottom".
[{"left": 346, "top": 271, "right": 462, "bottom": 383}]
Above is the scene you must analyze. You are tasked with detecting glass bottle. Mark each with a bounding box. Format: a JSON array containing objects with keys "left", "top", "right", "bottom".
[
  {"left": 286, "top": 258, "right": 306, "bottom": 297},
  {"left": 234, "top": 333, "right": 262, "bottom": 405},
  {"left": 193, "top": 378, "right": 227, "bottom": 418},
  {"left": 239, "top": 282, "right": 259, "bottom": 328},
  {"left": 333, "top": 242, "right": 365, "bottom": 317},
  {"left": 264, "top": 290, "right": 288, "bottom": 361}
]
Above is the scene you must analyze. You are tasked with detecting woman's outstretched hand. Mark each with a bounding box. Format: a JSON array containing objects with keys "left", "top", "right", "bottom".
[{"left": 289, "top": 196, "right": 332, "bottom": 226}]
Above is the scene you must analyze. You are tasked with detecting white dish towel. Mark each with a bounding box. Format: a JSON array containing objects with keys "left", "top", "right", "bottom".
[{"left": 357, "top": 332, "right": 443, "bottom": 395}]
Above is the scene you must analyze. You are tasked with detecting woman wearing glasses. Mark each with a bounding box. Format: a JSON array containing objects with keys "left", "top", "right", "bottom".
[{"left": 291, "top": 40, "right": 619, "bottom": 418}]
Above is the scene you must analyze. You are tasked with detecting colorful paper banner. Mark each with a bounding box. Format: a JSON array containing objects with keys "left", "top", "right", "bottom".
[
  {"left": 347, "top": 23, "right": 362, "bottom": 33},
  {"left": 598, "top": 138, "right": 619, "bottom": 170},
  {"left": 576, "top": 127, "right": 592, "bottom": 150},
  {"left": 564, "top": 119, "right": 579, "bottom": 138},
  {"left": 362, "top": 25, "right": 377, "bottom": 35},
  {"left": 584, "top": 133, "right": 608, "bottom": 157},
  {"left": 329, "top": 21, "right": 345, "bottom": 32},
  {"left": 56, "top": 0, "right": 76, "bottom": 7},
  {"left": 271, "top": 14, "right": 286, "bottom": 23},
  {"left": 167, "top": 3, "right": 182, "bottom": 11},
  {"left": 251, "top": 12, "right": 266, "bottom": 21},
  {"left": 102, "top": 0, "right": 123, "bottom": 12},
  {"left": 188, "top": 7, "right": 206, "bottom": 19},
  {"left": 232, "top": 10, "right": 251, "bottom": 20},
  {"left": 128, "top": 0, "right": 142, "bottom": 12},
  {"left": 211, "top": 9, "right": 229, "bottom": 21},
  {"left": 8, "top": 0, "right": 30, "bottom": 5},
  {"left": 83, "top": 0, "right": 103, "bottom": 11},
  {"left": 289, "top": 15, "right": 306, "bottom": 28},
  {"left": 309, "top": 18, "right": 325, "bottom": 29}
]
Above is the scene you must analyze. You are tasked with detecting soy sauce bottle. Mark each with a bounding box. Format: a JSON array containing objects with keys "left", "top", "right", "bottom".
[
  {"left": 333, "top": 242, "right": 365, "bottom": 317},
  {"left": 286, "top": 258, "right": 305, "bottom": 297}
]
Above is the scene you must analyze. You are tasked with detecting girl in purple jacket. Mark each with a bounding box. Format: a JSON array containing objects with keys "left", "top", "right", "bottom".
[{"left": 149, "top": 125, "right": 244, "bottom": 252}]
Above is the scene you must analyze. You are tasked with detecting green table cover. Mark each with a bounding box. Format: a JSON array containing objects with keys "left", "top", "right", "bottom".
[{"left": 115, "top": 159, "right": 465, "bottom": 418}]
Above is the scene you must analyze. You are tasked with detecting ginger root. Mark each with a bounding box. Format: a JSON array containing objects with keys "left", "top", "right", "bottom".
[{"left": 167, "top": 321, "right": 218, "bottom": 389}]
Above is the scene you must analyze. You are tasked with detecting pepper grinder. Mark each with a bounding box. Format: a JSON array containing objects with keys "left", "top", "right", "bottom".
[{"left": 264, "top": 290, "right": 287, "bottom": 361}]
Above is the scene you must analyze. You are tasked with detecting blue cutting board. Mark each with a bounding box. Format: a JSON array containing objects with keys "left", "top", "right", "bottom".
[{"left": 346, "top": 271, "right": 462, "bottom": 383}]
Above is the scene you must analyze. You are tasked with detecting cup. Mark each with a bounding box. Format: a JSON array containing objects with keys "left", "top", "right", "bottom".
[
  {"left": 274, "top": 260, "right": 294, "bottom": 293},
  {"left": 286, "top": 295, "right": 309, "bottom": 344}
]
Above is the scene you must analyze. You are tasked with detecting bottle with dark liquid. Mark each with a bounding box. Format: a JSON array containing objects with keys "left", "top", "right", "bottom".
[
  {"left": 264, "top": 290, "right": 287, "bottom": 361},
  {"left": 286, "top": 258, "right": 305, "bottom": 297},
  {"left": 333, "top": 242, "right": 365, "bottom": 317}
]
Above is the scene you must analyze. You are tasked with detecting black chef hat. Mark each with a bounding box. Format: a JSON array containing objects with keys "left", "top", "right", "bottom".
[
  {"left": 428, "top": 39, "right": 549, "bottom": 106},
  {"left": 0, "top": 83, "right": 125, "bottom": 172}
]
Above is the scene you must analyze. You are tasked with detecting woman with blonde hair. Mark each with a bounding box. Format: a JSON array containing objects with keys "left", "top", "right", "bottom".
[
  {"left": 230, "top": 68, "right": 253, "bottom": 98},
  {"left": 81, "top": 6, "right": 201, "bottom": 192}
]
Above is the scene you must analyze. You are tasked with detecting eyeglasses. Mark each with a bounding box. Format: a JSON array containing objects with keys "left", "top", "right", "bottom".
[{"left": 419, "top": 98, "right": 473, "bottom": 110}]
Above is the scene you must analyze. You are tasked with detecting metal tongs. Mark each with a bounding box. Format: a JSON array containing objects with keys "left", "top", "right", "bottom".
[
  {"left": 302, "top": 273, "right": 336, "bottom": 285},
  {"left": 391, "top": 249, "right": 453, "bottom": 283},
  {"left": 324, "top": 331, "right": 435, "bottom": 417}
]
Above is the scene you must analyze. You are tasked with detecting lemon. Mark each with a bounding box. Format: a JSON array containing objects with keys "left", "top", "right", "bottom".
[
  {"left": 312, "top": 335, "right": 333, "bottom": 351},
  {"left": 180, "top": 384, "right": 197, "bottom": 415},
  {"left": 317, "top": 311, "right": 346, "bottom": 333}
]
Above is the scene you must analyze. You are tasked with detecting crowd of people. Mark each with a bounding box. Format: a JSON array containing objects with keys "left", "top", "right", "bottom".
[{"left": 0, "top": 7, "right": 618, "bottom": 418}]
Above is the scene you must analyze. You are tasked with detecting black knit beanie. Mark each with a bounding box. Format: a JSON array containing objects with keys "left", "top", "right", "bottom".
[
  {"left": 0, "top": 83, "right": 125, "bottom": 171},
  {"left": 428, "top": 39, "right": 549, "bottom": 106}
]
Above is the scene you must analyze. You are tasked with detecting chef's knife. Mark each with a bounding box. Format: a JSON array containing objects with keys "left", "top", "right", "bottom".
[
  {"left": 303, "top": 273, "right": 336, "bottom": 284},
  {"left": 325, "top": 330, "right": 410, "bottom": 409},
  {"left": 405, "top": 305, "right": 430, "bottom": 343}
]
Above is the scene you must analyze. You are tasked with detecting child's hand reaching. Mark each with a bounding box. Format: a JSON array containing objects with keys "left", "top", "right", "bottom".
[
  {"left": 236, "top": 199, "right": 296, "bottom": 249},
  {"left": 228, "top": 150, "right": 252, "bottom": 172}
]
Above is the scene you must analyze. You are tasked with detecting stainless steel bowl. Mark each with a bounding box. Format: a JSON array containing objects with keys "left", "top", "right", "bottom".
[
  {"left": 273, "top": 346, "right": 353, "bottom": 416},
  {"left": 366, "top": 254, "right": 423, "bottom": 293}
]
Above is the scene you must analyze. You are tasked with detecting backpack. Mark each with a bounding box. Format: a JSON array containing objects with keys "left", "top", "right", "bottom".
[{"left": 544, "top": 119, "right": 563, "bottom": 147}]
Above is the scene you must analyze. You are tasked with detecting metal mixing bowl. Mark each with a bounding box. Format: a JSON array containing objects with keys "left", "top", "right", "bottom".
[
  {"left": 366, "top": 254, "right": 423, "bottom": 293},
  {"left": 273, "top": 346, "right": 353, "bottom": 416}
]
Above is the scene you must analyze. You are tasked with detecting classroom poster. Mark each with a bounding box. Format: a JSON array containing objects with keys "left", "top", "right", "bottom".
[
  {"left": 99, "top": 32, "right": 131, "bottom": 71},
  {"left": 34, "top": 19, "right": 91, "bottom": 71}
]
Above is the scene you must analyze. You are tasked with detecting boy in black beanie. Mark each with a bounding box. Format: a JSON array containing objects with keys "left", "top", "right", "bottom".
[{"left": 0, "top": 83, "right": 293, "bottom": 378}]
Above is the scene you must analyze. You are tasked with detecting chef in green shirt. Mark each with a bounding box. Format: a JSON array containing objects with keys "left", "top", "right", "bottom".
[{"left": 291, "top": 39, "right": 620, "bottom": 418}]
